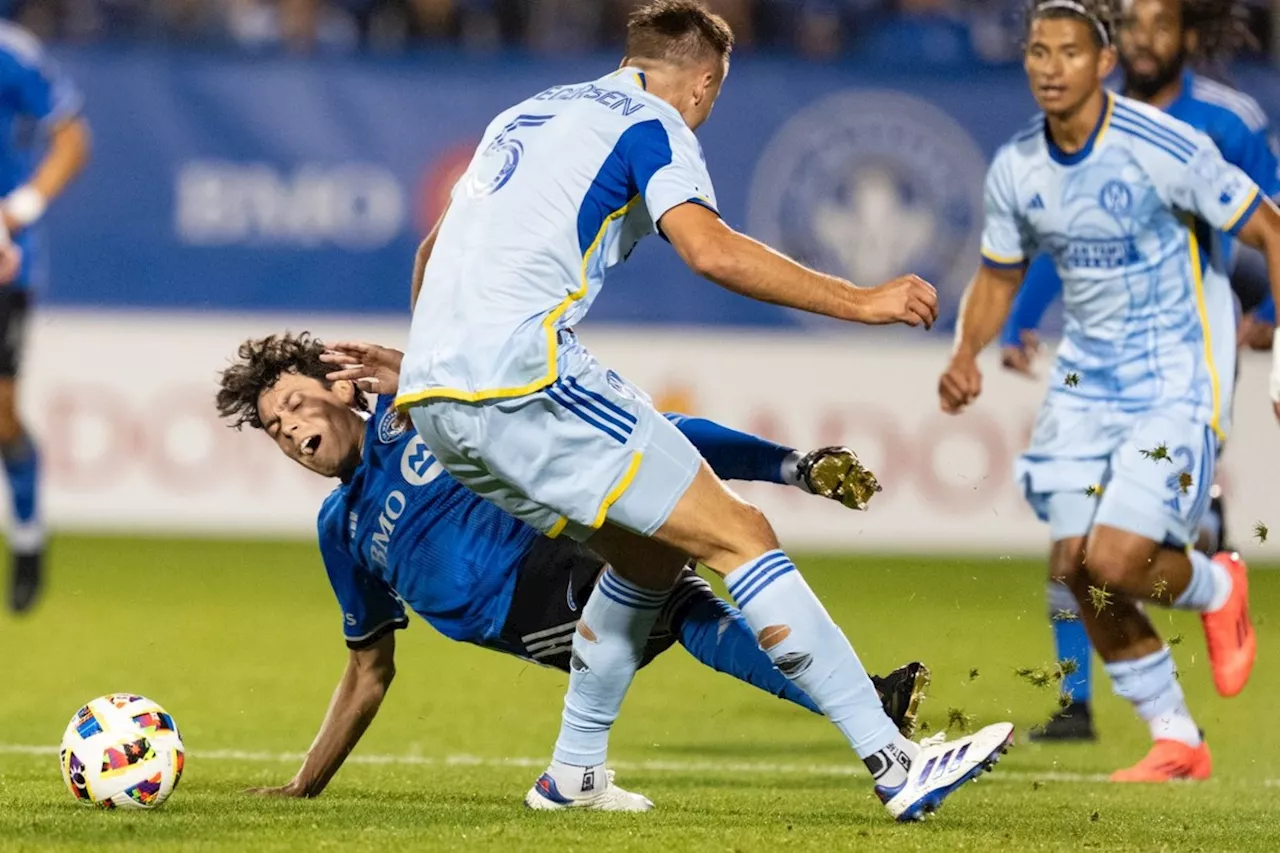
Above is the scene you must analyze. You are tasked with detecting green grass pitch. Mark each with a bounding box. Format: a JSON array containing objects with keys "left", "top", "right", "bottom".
[{"left": 1, "top": 536, "right": 1277, "bottom": 851}]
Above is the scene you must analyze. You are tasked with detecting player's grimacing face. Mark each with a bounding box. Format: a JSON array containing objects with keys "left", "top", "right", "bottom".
[
  {"left": 257, "top": 372, "right": 365, "bottom": 478},
  {"left": 1024, "top": 18, "right": 1114, "bottom": 118},
  {"left": 1117, "top": 0, "right": 1186, "bottom": 94}
]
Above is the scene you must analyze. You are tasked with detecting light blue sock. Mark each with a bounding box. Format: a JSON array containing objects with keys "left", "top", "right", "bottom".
[
  {"left": 552, "top": 566, "right": 667, "bottom": 767},
  {"left": 663, "top": 571, "right": 821, "bottom": 714},
  {"left": 1105, "top": 647, "right": 1200, "bottom": 746},
  {"left": 1047, "top": 582, "right": 1091, "bottom": 703},
  {"left": 724, "top": 550, "right": 899, "bottom": 760},
  {"left": 1173, "top": 550, "right": 1232, "bottom": 612}
]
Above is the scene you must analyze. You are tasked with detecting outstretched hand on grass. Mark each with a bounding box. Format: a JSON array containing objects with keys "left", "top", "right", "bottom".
[{"left": 321, "top": 341, "right": 404, "bottom": 396}]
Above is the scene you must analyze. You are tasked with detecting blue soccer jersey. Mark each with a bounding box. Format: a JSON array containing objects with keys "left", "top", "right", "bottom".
[
  {"left": 317, "top": 396, "right": 540, "bottom": 649},
  {"left": 982, "top": 93, "right": 1263, "bottom": 436},
  {"left": 1003, "top": 71, "right": 1280, "bottom": 344},
  {"left": 0, "top": 22, "right": 82, "bottom": 289}
]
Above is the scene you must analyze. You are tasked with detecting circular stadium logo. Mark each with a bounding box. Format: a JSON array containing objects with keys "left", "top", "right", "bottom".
[{"left": 747, "top": 91, "right": 987, "bottom": 330}]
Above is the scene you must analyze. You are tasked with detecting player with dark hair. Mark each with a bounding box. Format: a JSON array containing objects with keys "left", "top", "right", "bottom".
[
  {"left": 216, "top": 332, "right": 932, "bottom": 800},
  {"left": 0, "top": 22, "right": 91, "bottom": 614},
  {"left": 397, "top": 0, "right": 1011, "bottom": 820},
  {"left": 941, "top": 0, "right": 1280, "bottom": 781},
  {"left": 997, "top": 0, "right": 1280, "bottom": 743}
]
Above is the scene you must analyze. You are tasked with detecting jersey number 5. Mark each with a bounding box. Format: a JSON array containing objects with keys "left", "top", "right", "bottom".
[{"left": 464, "top": 114, "right": 555, "bottom": 198}]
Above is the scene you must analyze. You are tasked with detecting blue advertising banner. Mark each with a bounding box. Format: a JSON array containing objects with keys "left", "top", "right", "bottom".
[{"left": 39, "top": 48, "right": 1280, "bottom": 332}]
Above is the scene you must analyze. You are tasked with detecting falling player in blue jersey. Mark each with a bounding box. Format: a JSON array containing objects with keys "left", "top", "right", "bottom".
[
  {"left": 0, "top": 22, "right": 90, "bottom": 614},
  {"left": 996, "top": 0, "right": 1280, "bottom": 743},
  {"left": 214, "top": 332, "right": 931, "bottom": 798},
  {"left": 940, "top": 0, "right": 1280, "bottom": 782}
]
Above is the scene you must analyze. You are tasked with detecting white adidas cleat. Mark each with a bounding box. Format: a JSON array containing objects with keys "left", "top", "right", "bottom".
[
  {"left": 877, "top": 722, "right": 1015, "bottom": 822},
  {"left": 524, "top": 767, "right": 654, "bottom": 812}
]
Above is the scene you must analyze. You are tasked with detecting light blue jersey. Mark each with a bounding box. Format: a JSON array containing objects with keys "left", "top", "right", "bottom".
[
  {"left": 1002, "top": 71, "right": 1280, "bottom": 345},
  {"left": 983, "top": 92, "right": 1263, "bottom": 438},
  {"left": 396, "top": 67, "right": 717, "bottom": 408}
]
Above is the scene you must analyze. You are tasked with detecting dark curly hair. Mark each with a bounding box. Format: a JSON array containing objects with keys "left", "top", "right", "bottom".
[
  {"left": 1025, "top": 0, "right": 1118, "bottom": 49},
  {"left": 216, "top": 331, "right": 366, "bottom": 431},
  {"left": 1183, "top": 0, "right": 1254, "bottom": 67}
]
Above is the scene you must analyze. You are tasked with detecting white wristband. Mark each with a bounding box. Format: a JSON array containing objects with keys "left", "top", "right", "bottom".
[{"left": 4, "top": 185, "right": 46, "bottom": 228}]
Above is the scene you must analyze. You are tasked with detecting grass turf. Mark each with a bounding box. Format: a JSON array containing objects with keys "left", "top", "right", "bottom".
[{"left": 1, "top": 536, "right": 1277, "bottom": 851}]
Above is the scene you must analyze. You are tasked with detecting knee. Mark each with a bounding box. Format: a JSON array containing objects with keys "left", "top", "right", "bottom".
[
  {"left": 706, "top": 500, "right": 778, "bottom": 565},
  {"left": 1082, "top": 537, "right": 1139, "bottom": 592}
]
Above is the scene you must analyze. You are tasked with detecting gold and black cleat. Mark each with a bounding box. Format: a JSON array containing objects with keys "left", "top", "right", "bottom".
[
  {"left": 872, "top": 662, "right": 931, "bottom": 738},
  {"left": 796, "top": 446, "right": 882, "bottom": 511}
]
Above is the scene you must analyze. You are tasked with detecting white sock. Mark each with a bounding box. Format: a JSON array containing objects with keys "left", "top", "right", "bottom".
[
  {"left": 1105, "top": 647, "right": 1201, "bottom": 747},
  {"left": 780, "top": 451, "right": 804, "bottom": 489},
  {"left": 1173, "top": 551, "right": 1232, "bottom": 612}
]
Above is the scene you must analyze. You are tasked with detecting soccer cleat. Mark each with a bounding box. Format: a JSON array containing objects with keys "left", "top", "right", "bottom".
[
  {"left": 796, "top": 446, "right": 882, "bottom": 510},
  {"left": 1027, "top": 701, "right": 1096, "bottom": 742},
  {"left": 8, "top": 550, "right": 42, "bottom": 614},
  {"left": 1200, "top": 551, "right": 1256, "bottom": 698},
  {"left": 524, "top": 767, "right": 653, "bottom": 812},
  {"left": 1109, "top": 739, "right": 1211, "bottom": 782},
  {"left": 872, "top": 662, "right": 931, "bottom": 738},
  {"left": 877, "top": 722, "right": 1014, "bottom": 822}
]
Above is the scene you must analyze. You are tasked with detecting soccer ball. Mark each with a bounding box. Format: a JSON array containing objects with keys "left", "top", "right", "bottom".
[{"left": 59, "top": 694, "right": 185, "bottom": 809}]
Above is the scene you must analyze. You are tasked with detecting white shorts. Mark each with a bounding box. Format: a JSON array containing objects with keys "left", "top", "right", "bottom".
[
  {"left": 1015, "top": 398, "right": 1219, "bottom": 547},
  {"left": 406, "top": 332, "right": 702, "bottom": 542}
]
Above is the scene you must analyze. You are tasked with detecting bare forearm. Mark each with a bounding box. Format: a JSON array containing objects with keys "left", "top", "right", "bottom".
[
  {"left": 954, "top": 269, "right": 1020, "bottom": 357},
  {"left": 290, "top": 672, "right": 388, "bottom": 796},
  {"left": 28, "top": 118, "right": 90, "bottom": 202},
  {"left": 698, "top": 231, "right": 865, "bottom": 320}
]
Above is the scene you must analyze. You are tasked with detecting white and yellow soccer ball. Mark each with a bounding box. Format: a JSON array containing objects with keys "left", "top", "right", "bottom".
[{"left": 59, "top": 694, "right": 185, "bottom": 809}]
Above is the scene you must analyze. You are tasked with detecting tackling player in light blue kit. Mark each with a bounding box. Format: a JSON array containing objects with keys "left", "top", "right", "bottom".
[
  {"left": 214, "top": 332, "right": 930, "bottom": 798},
  {"left": 0, "top": 22, "right": 90, "bottom": 614},
  {"left": 940, "top": 0, "right": 1280, "bottom": 782},
  {"left": 997, "top": 0, "right": 1280, "bottom": 744},
  {"left": 390, "top": 0, "right": 1012, "bottom": 822}
]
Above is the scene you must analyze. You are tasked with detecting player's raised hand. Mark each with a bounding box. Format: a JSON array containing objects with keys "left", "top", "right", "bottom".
[
  {"left": 0, "top": 241, "right": 22, "bottom": 286},
  {"left": 321, "top": 341, "right": 404, "bottom": 396},
  {"left": 1000, "top": 330, "right": 1041, "bottom": 377},
  {"left": 939, "top": 353, "right": 983, "bottom": 414},
  {"left": 854, "top": 275, "right": 939, "bottom": 329}
]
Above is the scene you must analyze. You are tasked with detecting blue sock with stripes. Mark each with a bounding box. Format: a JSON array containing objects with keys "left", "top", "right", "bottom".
[
  {"left": 724, "top": 550, "right": 905, "bottom": 772},
  {"left": 665, "top": 414, "right": 797, "bottom": 485},
  {"left": 551, "top": 566, "right": 667, "bottom": 770},
  {"left": 1047, "top": 583, "right": 1091, "bottom": 704},
  {"left": 664, "top": 572, "right": 820, "bottom": 714},
  {"left": 2, "top": 434, "right": 42, "bottom": 554}
]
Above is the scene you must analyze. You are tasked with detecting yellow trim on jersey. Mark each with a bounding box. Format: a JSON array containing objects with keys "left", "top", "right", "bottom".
[
  {"left": 546, "top": 516, "right": 569, "bottom": 539},
  {"left": 394, "top": 194, "right": 644, "bottom": 411},
  {"left": 1186, "top": 224, "right": 1224, "bottom": 440},
  {"left": 1222, "top": 185, "right": 1260, "bottom": 234},
  {"left": 591, "top": 452, "right": 644, "bottom": 530},
  {"left": 980, "top": 249, "right": 1024, "bottom": 265},
  {"left": 1095, "top": 92, "right": 1115, "bottom": 147}
]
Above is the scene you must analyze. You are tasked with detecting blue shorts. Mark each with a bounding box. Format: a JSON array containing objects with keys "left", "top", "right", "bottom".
[
  {"left": 407, "top": 333, "right": 702, "bottom": 542},
  {"left": 1015, "top": 399, "right": 1219, "bottom": 547}
]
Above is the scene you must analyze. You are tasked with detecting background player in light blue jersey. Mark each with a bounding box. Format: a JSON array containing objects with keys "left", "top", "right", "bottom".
[
  {"left": 393, "top": 0, "right": 1012, "bottom": 822},
  {"left": 995, "top": 0, "right": 1280, "bottom": 744},
  {"left": 0, "top": 21, "right": 90, "bottom": 614},
  {"left": 214, "top": 332, "right": 929, "bottom": 798},
  {"left": 939, "top": 0, "right": 1280, "bottom": 783}
]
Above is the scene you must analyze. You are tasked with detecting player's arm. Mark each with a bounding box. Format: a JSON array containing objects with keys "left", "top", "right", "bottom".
[
  {"left": 5, "top": 114, "right": 90, "bottom": 234},
  {"left": 939, "top": 263, "right": 1026, "bottom": 413},
  {"left": 1231, "top": 197, "right": 1280, "bottom": 417},
  {"left": 248, "top": 633, "right": 397, "bottom": 798},
  {"left": 410, "top": 200, "right": 449, "bottom": 310},
  {"left": 660, "top": 203, "right": 937, "bottom": 328},
  {"left": 999, "top": 256, "right": 1059, "bottom": 376}
]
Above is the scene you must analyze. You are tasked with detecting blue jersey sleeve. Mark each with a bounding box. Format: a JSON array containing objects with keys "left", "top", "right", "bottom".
[
  {"left": 1255, "top": 295, "right": 1276, "bottom": 325},
  {"left": 318, "top": 500, "right": 408, "bottom": 649},
  {"left": 0, "top": 24, "right": 82, "bottom": 125},
  {"left": 624, "top": 118, "right": 719, "bottom": 228},
  {"left": 1211, "top": 109, "right": 1280, "bottom": 202},
  {"left": 1001, "top": 255, "right": 1062, "bottom": 346}
]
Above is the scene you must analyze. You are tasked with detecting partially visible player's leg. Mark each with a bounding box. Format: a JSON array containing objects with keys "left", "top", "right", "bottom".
[
  {"left": 0, "top": 290, "right": 42, "bottom": 614},
  {"left": 1031, "top": 536, "right": 1096, "bottom": 742}
]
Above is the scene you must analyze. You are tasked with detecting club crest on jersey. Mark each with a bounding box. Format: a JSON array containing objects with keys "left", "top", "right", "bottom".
[
  {"left": 747, "top": 91, "right": 986, "bottom": 330},
  {"left": 377, "top": 407, "right": 409, "bottom": 444},
  {"left": 1098, "top": 180, "right": 1132, "bottom": 215}
]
